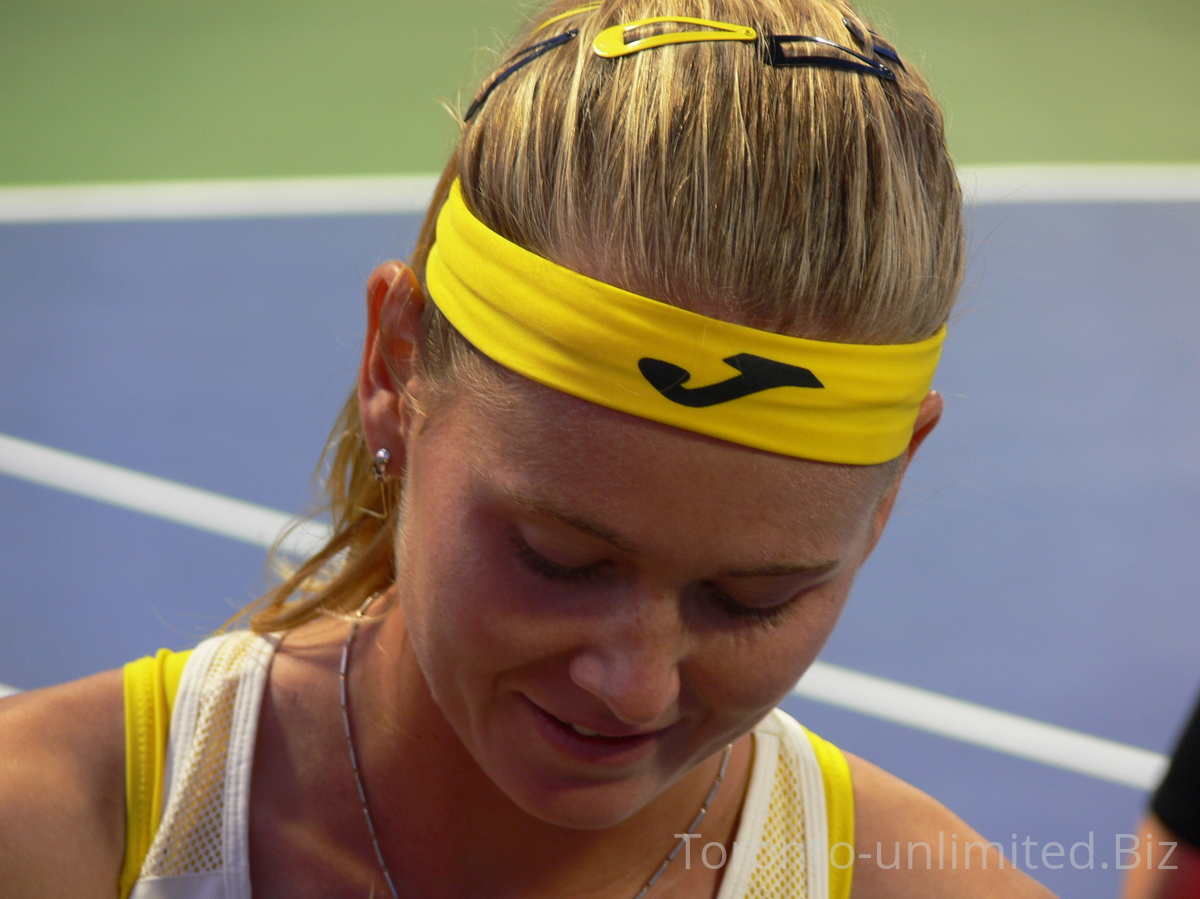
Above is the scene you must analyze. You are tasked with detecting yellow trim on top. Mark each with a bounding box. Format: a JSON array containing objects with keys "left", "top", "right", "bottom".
[
  {"left": 805, "top": 727, "right": 855, "bottom": 899},
  {"left": 119, "top": 648, "right": 191, "bottom": 898}
]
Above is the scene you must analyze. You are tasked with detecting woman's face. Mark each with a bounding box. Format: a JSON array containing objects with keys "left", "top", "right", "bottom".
[{"left": 392, "top": 376, "right": 899, "bottom": 830}]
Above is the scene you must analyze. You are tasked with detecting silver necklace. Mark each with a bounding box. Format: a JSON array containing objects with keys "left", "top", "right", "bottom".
[{"left": 339, "top": 598, "right": 733, "bottom": 899}]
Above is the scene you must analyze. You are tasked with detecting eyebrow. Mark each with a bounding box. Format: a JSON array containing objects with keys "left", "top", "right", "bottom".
[
  {"left": 716, "top": 561, "right": 841, "bottom": 579},
  {"left": 508, "top": 491, "right": 640, "bottom": 554},
  {"left": 507, "top": 490, "right": 842, "bottom": 577}
]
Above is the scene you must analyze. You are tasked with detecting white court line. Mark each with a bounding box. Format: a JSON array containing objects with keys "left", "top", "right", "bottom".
[
  {"left": 796, "top": 662, "right": 1168, "bottom": 791},
  {"left": 0, "top": 683, "right": 20, "bottom": 699},
  {"left": 963, "top": 164, "right": 1200, "bottom": 205},
  {"left": 0, "top": 432, "right": 1169, "bottom": 788},
  {"left": 0, "top": 174, "right": 439, "bottom": 223},
  {"left": 1, "top": 165, "right": 1198, "bottom": 223},
  {"left": 0, "top": 433, "right": 331, "bottom": 558}
]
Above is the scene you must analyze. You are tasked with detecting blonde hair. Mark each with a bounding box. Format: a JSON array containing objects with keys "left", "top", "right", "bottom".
[{"left": 236, "top": 0, "right": 964, "bottom": 634}]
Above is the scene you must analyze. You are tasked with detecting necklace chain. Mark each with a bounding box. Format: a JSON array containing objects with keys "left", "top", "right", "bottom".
[
  {"left": 339, "top": 598, "right": 733, "bottom": 899},
  {"left": 339, "top": 603, "right": 400, "bottom": 899}
]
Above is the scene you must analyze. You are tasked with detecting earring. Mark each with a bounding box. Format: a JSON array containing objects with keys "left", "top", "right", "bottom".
[{"left": 372, "top": 447, "right": 391, "bottom": 482}]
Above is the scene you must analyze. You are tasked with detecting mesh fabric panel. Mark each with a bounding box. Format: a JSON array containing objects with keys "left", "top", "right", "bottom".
[
  {"left": 744, "top": 718, "right": 811, "bottom": 898},
  {"left": 139, "top": 633, "right": 254, "bottom": 878}
]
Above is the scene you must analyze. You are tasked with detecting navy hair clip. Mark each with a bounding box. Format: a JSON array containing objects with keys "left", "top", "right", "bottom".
[
  {"left": 841, "top": 16, "right": 906, "bottom": 72},
  {"left": 465, "top": 29, "right": 580, "bottom": 121},
  {"left": 762, "top": 33, "right": 897, "bottom": 81}
]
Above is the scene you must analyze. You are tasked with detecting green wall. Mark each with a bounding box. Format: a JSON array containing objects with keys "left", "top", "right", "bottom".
[{"left": 1, "top": 0, "right": 1197, "bottom": 185}]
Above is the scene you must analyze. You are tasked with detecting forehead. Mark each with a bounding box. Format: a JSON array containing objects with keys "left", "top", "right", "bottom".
[{"left": 418, "top": 375, "right": 893, "bottom": 561}]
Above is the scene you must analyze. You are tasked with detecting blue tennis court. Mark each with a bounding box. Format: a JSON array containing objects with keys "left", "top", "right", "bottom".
[{"left": 1, "top": 178, "right": 1197, "bottom": 897}]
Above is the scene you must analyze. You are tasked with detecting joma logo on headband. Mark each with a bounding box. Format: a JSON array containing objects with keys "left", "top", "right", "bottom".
[{"left": 638, "top": 354, "right": 824, "bottom": 407}]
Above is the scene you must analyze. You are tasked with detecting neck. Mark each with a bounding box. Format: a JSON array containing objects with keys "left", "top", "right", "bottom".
[{"left": 346, "top": 607, "right": 750, "bottom": 898}]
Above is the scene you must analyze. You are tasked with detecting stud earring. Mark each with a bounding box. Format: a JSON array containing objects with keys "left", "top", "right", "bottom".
[{"left": 372, "top": 447, "right": 391, "bottom": 482}]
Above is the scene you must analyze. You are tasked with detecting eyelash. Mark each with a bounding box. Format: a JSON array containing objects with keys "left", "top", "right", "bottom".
[
  {"left": 512, "top": 536, "right": 797, "bottom": 626},
  {"left": 512, "top": 537, "right": 609, "bottom": 584},
  {"left": 706, "top": 584, "right": 795, "bottom": 628}
]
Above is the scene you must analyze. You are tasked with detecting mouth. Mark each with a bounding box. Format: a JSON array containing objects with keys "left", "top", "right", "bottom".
[
  {"left": 523, "top": 698, "right": 661, "bottom": 765},
  {"left": 556, "top": 717, "right": 634, "bottom": 739},
  {"left": 562, "top": 719, "right": 604, "bottom": 737}
]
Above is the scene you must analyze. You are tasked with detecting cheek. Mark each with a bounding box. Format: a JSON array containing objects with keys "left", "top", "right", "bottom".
[
  {"left": 392, "top": 483, "right": 483, "bottom": 676},
  {"left": 397, "top": 496, "right": 551, "bottom": 674},
  {"left": 696, "top": 580, "right": 850, "bottom": 720}
]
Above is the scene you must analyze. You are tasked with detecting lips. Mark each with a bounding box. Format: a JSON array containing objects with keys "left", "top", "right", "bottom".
[
  {"left": 523, "top": 696, "right": 662, "bottom": 766},
  {"left": 565, "top": 720, "right": 605, "bottom": 738},
  {"left": 552, "top": 713, "right": 658, "bottom": 740}
]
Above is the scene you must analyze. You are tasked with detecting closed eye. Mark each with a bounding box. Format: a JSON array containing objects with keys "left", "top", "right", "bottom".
[
  {"left": 703, "top": 582, "right": 797, "bottom": 627},
  {"left": 511, "top": 535, "right": 611, "bottom": 584}
]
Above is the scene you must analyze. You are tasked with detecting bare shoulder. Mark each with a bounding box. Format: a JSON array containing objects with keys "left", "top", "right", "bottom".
[
  {"left": 0, "top": 669, "right": 126, "bottom": 899},
  {"left": 846, "top": 752, "right": 1057, "bottom": 899}
]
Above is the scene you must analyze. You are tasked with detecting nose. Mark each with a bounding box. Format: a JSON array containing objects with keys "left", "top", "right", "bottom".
[{"left": 566, "top": 592, "right": 685, "bottom": 728}]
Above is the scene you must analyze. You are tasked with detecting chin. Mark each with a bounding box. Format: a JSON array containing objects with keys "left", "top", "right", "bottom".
[{"left": 498, "top": 767, "right": 662, "bottom": 831}]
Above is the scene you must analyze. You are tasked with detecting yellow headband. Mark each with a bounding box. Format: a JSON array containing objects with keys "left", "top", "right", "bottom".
[{"left": 425, "top": 181, "right": 944, "bottom": 464}]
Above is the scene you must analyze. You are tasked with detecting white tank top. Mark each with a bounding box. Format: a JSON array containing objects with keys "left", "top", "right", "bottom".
[{"left": 128, "top": 631, "right": 851, "bottom": 898}]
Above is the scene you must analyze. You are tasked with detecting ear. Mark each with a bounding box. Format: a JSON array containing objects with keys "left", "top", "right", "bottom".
[
  {"left": 866, "top": 390, "right": 944, "bottom": 551},
  {"left": 358, "top": 261, "right": 427, "bottom": 477}
]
